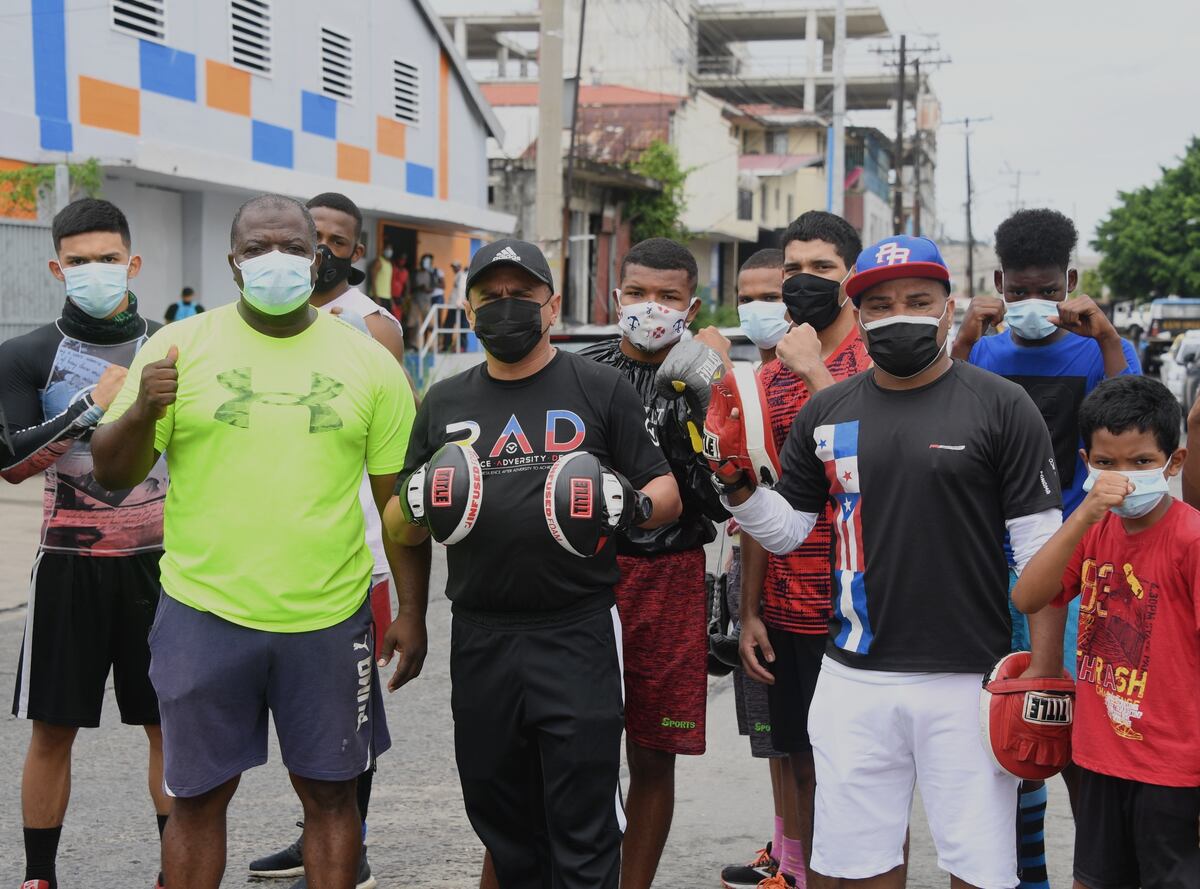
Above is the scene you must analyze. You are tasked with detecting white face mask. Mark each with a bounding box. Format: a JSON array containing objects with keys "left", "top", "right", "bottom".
[
  {"left": 236, "top": 250, "right": 315, "bottom": 316},
  {"left": 62, "top": 262, "right": 130, "bottom": 318},
  {"left": 738, "top": 300, "right": 791, "bottom": 349},
  {"left": 616, "top": 293, "right": 697, "bottom": 353}
]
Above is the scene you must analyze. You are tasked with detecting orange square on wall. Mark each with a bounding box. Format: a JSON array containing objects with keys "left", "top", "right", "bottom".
[
  {"left": 337, "top": 143, "right": 370, "bottom": 183},
  {"left": 79, "top": 76, "right": 139, "bottom": 135},
  {"left": 206, "top": 60, "right": 251, "bottom": 116},
  {"left": 376, "top": 116, "right": 405, "bottom": 159}
]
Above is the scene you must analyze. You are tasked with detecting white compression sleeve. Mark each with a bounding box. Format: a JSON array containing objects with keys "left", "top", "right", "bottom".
[
  {"left": 723, "top": 487, "right": 819, "bottom": 555},
  {"left": 1007, "top": 508, "right": 1063, "bottom": 575}
]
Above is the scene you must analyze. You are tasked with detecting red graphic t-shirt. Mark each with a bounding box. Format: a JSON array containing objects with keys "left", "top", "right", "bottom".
[
  {"left": 1055, "top": 499, "right": 1200, "bottom": 786},
  {"left": 759, "top": 328, "right": 871, "bottom": 634}
]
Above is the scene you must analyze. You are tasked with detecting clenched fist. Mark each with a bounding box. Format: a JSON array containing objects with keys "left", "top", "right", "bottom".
[
  {"left": 1050, "top": 294, "right": 1117, "bottom": 342},
  {"left": 135, "top": 345, "right": 179, "bottom": 420},
  {"left": 91, "top": 364, "right": 128, "bottom": 409},
  {"left": 1078, "top": 470, "right": 1134, "bottom": 525}
]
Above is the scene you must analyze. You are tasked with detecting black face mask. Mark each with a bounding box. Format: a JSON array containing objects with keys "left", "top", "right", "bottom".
[
  {"left": 315, "top": 244, "right": 353, "bottom": 292},
  {"left": 782, "top": 273, "right": 845, "bottom": 331},
  {"left": 473, "top": 296, "right": 549, "bottom": 363},
  {"left": 860, "top": 311, "right": 947, "bottom": 379}
]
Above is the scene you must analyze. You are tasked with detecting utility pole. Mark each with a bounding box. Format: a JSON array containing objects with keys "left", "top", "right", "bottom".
[
  {"left": 944, "top": 116, "right": 992, "bottom": 298},
  {"left": 911, "top": 58, "right": 921, "bottom": 235},
  {"left": 561, "top": 0, "right": 588, "bottom": 315},
  {"left": 1000, "top": 162, "right": 1039, "bottom": 214},
  {"left": 535, "top": 0, "right": 565, "bottom": 290},
  {"left": 873, "top": 38, "right": 947, "bottom": 235},
  {"left": 830, "top": 0, "right": 846, "bottom": 216},
  {"left": 891, "top": 35, "right": 906, "bottom": 233}
]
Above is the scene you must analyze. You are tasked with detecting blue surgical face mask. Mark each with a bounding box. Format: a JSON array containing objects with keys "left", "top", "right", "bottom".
[
  {"left": 1005, "top": 298, "right": 1059, "bottom": 340},
  {"left": 1083, "top": 464, "right": 1171, "bottom": 519},
  {"left": 62, "top": 262, "right": 130, "bottom": 319},
  {"left": 236, "top": 250, "right": 315, "bottom": 316},
  {"left": 738, "top": 300, "right": 791, "bottom": 349}
]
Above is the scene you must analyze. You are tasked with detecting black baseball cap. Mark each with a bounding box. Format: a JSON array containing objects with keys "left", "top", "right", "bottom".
[{"left": 465, "top": 239, "right": 554, "bottom": 294}]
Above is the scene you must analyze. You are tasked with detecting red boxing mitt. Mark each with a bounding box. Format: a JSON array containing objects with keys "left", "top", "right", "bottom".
[
  {"left": 702, "top": 362, "right": 780, "bottom": 488},
  {"left": 980, "top": 651, "right": 1075, "bottom": 780}
]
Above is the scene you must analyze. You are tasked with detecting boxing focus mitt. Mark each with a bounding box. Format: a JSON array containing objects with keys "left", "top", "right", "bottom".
[
  {"left": 400, "top": 442, "right": 484, "bottom": 545},
  {"left": 702, "top": 361, "right": 781, "bottom": 488},
  {"left": 543, "top": 451, "right": 652, "bottom": 557},
  {"left": 980, "top": 651, "right": 1075, "bottom": 780}
]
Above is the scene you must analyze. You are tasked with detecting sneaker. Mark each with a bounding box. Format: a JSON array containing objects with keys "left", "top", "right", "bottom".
[
  {"left": 285, "top": 846, "right": 376, "bottom": 889},
  {"left": 721, "top": 843, "right": 778, "bottom": 889},
  {"left": 155, "top": 872, "right": 165, "bottom": 888},
  {"left": 757, "top": 875, "right": 796, "bottom": 889},
  {"left": 248, "top": 822, "right": 305, "bottom": 877},
  {"left": 21, "top": 882, "right": 52, "bottom": 889}
]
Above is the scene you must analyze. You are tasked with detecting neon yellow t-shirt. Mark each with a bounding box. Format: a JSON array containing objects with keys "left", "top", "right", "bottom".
[{"left": 103, "top": 304, "right": 414, "bottom": 632}]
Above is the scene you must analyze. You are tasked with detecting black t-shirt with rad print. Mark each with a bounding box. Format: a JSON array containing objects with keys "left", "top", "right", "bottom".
[
  {"left": 775, "top": 360, "right": 1062, "bottom": 673},
  {"left": 402, "top": 350, "right": 669, "bottom": 621}
]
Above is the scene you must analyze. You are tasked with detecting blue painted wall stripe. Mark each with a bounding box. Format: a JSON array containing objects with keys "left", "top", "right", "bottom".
[
  {"left": 251, "top": 120, "right": 294, "bottom": 168},
  {"left": 139, "top": 40, "right": 196, "bottom": 101},
  {"left": 300, "top": 91, "right": 336, "bottom": 139},
  {"left": 406, "top": 162, "right": 434, "bottom": 197},
  {"left": 31, "top": 0, "right": 73, "bottom": 150}
]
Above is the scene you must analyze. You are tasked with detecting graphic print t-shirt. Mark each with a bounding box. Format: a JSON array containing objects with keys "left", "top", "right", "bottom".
[
  {"left": 760, "top": 328, "right": 870, "bottom": 634},
  {"left": 969, "top": 331, "right": 1140, "bottom": 521},
  {"left": 401, "top": 350, "right": 669, "bottom": 618},
  {"left": 0, "top": 317, "right": 167, "bottom": 555},
  {"left": 1054, "top": 501, "right": 1200, "bottom": 786},
  {"left": 103, "top": 305, "right": 414, "bottom": 632},
  {"left": 775, "top": 361, "right": 1061, "bottom": 672}
]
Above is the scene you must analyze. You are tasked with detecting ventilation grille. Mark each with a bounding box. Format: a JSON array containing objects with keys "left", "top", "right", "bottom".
[
  {"left": 111, "top": 0, "right": 166, "bottom": 42},
  {"left": 320, "top": 26, "right": 354, "bottom": 102},
  {"left": 392, "top": 59, "right": 420, "bottom": 124},
  {"left": 231, "top": 0, "right": 272, "bottom": 75}
]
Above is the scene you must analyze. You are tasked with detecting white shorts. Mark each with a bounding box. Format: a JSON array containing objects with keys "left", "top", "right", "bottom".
[{"left": 807, "top": 656, "right": 1019, "bottom": 888}]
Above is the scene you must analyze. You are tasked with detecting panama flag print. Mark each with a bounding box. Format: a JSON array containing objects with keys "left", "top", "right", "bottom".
[{"left": 813, "top": 420, "right": 873, "bottom": 654}]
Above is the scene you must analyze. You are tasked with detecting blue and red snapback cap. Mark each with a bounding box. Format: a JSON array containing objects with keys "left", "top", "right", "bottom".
[{"left": 845, "top": 235, "right": 952, "bottom": 303}]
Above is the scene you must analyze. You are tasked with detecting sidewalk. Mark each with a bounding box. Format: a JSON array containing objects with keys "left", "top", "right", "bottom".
[{"left": 0, "top": 478, "right": 42, "bottom": 612}]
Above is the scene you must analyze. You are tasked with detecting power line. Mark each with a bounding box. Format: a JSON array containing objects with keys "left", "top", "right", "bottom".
[{"left": 944, "top": 116, "right": 993, "bottom": 298}]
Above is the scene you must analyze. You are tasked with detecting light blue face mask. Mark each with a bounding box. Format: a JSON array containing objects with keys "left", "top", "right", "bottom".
[
  {"left": 738, "top": 300, "right": 791, "bottom": 349},
  {"left": 62, "top": 262, "right": 130, "bottom": 319},
  {"left": 1004, "top": 298, "right": 1060, "bottom": 341},
  {"left": 236, "top": 250, "right": 315, "bottom": 316},
  {"left": 1083, "top": 464, "right": 1170, "bottom": 519}
]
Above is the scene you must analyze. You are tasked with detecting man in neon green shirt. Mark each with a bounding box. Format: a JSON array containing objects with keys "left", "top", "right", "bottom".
[{"left": 92, "top": 194, "right": 423, "bottom": 889}]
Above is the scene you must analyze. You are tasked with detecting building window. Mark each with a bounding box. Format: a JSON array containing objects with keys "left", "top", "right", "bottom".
[
  {"left": 392, "top": 58, "right": 420, "bottom": 125},
  {"left": 112, "top": 0, "right": 166, "bottom": 42},
  {"left": 231, "top": 0, "right": 272, "bottom": 76},
  {"left": 787, "top": 193, "right": 794, "bottom": 222},
  {"left": 768, "top": 130, "right": 788, "bottom": 154},
  {"left": 319, "top": 26, "right": 354, "bottom": 102},
  {"left": 760, "top": 184, "right": 767, "bottom": 222},
  {"left": 774, "top": 187, "right": 780, "bottom": 210},
  {"left": 737, "top": 188, "right": 753, "bottom": 221}
]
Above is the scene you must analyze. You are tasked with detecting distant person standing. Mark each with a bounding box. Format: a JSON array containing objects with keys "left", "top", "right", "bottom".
[
  {"left": 164, "top": 286, "right": 204, "bottom": 323},
  {"left": 370, "top": 245, "right": 394, "bottom": 307},
  {"left": 390, "top": 252, "right": 410, "bottom": 326},
  {"left": 411, "top": 254, "right": 441, "bottom": 348}
]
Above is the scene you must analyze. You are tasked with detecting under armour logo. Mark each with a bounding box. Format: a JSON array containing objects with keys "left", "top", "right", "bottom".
[
  {"left": 493, "top": 246, "right": 521, "bottom": 263},
  {"left": 875, "top": 242, "right": 911, "bottom": 265},
  {"left": 214, "top": 367, "right": 345, "bottom": 433}
]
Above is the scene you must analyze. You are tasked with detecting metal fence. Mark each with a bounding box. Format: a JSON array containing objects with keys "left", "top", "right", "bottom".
[{"left": 0, "top": 220, "right": 60, "bottom": 342}]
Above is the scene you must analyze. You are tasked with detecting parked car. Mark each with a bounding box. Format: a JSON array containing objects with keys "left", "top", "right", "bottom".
[{"left": 1158, "top": 330, "right": 1200, "bottom": 410}]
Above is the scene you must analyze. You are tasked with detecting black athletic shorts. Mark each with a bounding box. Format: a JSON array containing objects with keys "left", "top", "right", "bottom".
[
  {"left": 1074, "top": 767, "right": 1200, "bottom": 889},
  {"left": 12, "top": 551, "right": 161, "bottom": 727},
  {"left": 764, "top": 625, "right": 825, "bottom": 754}
]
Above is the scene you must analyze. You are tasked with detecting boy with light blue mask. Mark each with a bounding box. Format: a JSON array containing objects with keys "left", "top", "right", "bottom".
[
  {"left": 952, "top": 208, "right": 1143, "bottom": 888},
  {"left": 1012, "top": 374, "right": 1199, "bottom": 889}
]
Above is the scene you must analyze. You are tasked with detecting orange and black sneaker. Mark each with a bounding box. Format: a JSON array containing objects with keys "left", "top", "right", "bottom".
[
  {"left": 720, "top": 842, "right": 778, "bottom": 889},
  {"left": 756, "top": 873, "right": 797, "bottom": 889}
]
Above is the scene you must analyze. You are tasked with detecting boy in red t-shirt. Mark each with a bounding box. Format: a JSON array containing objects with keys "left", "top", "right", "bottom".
[{"left": 1013, "top": 374, "right": 1200, "bottom": 888}]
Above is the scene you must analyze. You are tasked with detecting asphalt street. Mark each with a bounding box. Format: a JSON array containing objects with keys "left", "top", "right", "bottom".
[{"left": 0, "top": 480, "right": 1076, "bottom": 887}]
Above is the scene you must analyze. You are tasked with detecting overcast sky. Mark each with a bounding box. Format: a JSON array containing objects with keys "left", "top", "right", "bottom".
[{"left": 438, "top": 0, "right": 1199, "bottom": 254}]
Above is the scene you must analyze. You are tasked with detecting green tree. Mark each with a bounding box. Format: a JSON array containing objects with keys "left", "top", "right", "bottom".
[
  {"left": 0, "top": 159, "right": 103, "bottom": 214},
  {"left": 1078, "top": 268, "right": 1105, "bottom": 300},
  {"left": 1091, "top": 136, "right": 1200, "bottom": 300},
  {"left": 628, "top": 140, "right": 689, "bottom": 243}
]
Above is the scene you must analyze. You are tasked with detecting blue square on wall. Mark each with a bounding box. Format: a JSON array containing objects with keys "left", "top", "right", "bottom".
[
  {"left": 406, "top": 163, "right": 434, "bottom": 197},
  {"left": 252, "top": 121, "right": 293, "bottom": 168},
  {"left": 301, "top": 91, "right": 337, "bottom": 139},
  {"left": 139, "top": 40, "right": 196, "bottom": 101}
]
